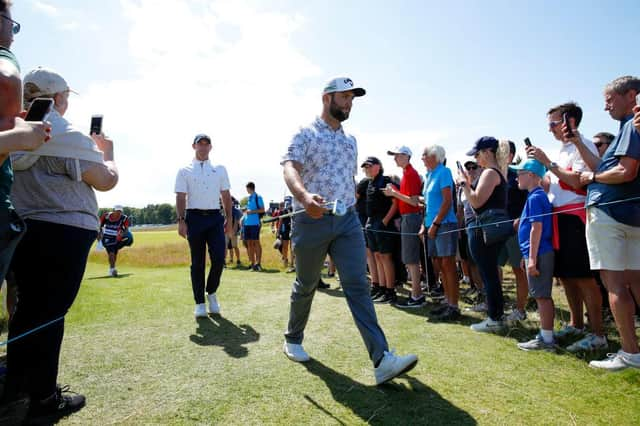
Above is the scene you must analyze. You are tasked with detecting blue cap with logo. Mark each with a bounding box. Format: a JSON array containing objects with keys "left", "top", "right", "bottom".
[
  {"left": 514, "top": 158, "right": 547, "bottom": 178},
  {"left": 466, "top": 136, "right": 499, "bottom": 156}
]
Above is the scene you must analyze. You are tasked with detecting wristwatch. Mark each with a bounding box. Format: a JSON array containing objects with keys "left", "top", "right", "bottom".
[
  {"left": 591, "top": 172, "right": 597, "bottom": 183},
  {"left": 432, "top": 222, "right": 441, "bottom": 228},
  {"left": 177, "top": 216, "right": 185, "bottom": 222},
  {"left": 548, "top": 161, "right": 559, "bottom": 170}
]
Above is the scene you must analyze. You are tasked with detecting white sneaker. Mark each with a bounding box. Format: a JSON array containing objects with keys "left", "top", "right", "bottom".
[
  {"left": 566, "top": 333, "right": 607, "bottom": 353},
  {"left": 467, "top": 301, "right": 487, "bottom": 312},
  {"left": 589, "top": 350, "right": 640, "bottom": 371},
  {"left": 470, "top": 318, "right": 505, "bottom": 333},
  {"left": 194, "top": 303, "right": 207, "bottom": 318},
  {"left": 109, "top": 267, "right": 118, "bottom": 277},
  {"left": 207, "top": 293, "right": 220, "bottom": 314},
  {"left": 283, "top": 342, "right": 310, "bottom": 362},
  {"left": 374, "top": 350, "right": 418, "bottom": 385}
]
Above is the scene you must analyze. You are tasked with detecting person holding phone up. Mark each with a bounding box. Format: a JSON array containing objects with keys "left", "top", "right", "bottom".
[
  {"left": 3, "top": 67, "right": 118, "bottom": 422},
  {"left": 574, "top": 76, "right": 640, "bottom": 371}
]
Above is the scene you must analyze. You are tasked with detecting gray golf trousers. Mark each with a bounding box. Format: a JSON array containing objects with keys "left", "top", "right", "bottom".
[{"left": 284, "top": 210, "right": 389, "bottom": 365}]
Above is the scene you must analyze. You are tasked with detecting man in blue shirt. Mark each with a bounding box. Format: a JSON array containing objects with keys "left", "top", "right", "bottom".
[
  {"left": 244, "top": 181, "right": 265, "bottom": 271},
  {"left": 573, "top": 76, "right": 640, "bottom": 371}
]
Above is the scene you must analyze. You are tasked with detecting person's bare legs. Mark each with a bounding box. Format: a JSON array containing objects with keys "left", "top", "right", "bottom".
[
  {"left": 378, "top": 253, "right": 395, "bottom": 290},
  {"left": 407, "top": 263, "right": 422, "bottom": 299},
  {"left": 559, "top": 278, "right": 585, "bottom": 329},
  {"left": 440, "top": 256, "right": 459, "bottom": 306},
  {"left": 512, "top": 265, "right": 528, "bottom": 313},
  {"left": 366, "top": 248, "right": 379, "bottom": 285},
  {"left": 601, "top": 270, "right": 640, "bottom": 354},
  {"left": 537, "top": 298, "right": 555, "bottom": 331},
  {"left": 577, "top": 277, "right": 604, "bottom": 337}
]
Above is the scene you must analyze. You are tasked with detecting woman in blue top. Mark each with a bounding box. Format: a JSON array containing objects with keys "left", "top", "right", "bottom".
[{"left": 417, "top": 145, "right": 459, "bottom": 320}]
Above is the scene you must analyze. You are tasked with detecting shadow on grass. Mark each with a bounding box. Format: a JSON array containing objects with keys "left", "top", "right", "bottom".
[
  {"left": 189, "top": 316, "right": 260, "bottom": 358},
  {"left": 302, "top": 359, "right": 476, "bottom": 425},
  {"left": 85, "top": 273, "right": 134, "bottom": 280}
]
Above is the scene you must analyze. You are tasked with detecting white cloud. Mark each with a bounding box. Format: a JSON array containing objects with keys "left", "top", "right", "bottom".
[{"left": 31, "top": 0, "right": 60, "bottom": 17}]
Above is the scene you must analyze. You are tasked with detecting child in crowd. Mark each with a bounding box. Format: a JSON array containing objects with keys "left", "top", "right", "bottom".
[{"left": 514, "top": 159, "right": 556, "bottom": 351}]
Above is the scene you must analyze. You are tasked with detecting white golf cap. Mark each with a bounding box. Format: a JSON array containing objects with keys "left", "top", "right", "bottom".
[
  {"left": 113, "top": 205, "right": 124, "bottom": 211},
  {"left": 23, "top": 66, "right": 77, "bottom": 100},
  {"left": 387, "top": 145, "right": 412, "bottom": 156},
  {"left": 322, "top": 77, "right": 365, "bottom": 97}
]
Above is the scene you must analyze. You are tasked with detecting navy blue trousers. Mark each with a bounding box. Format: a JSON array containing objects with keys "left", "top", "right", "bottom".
[{"left": 186, "top": 210, "right": 225, "bottom": 304}]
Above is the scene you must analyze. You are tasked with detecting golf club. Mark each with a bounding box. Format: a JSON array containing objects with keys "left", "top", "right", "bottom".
[{"left": 262, "top": 199, "right": 346, "bottom": 223}]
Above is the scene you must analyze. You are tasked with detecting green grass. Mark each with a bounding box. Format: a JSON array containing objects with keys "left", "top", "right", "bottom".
[{"left": 3, "top": 229, "right": 640, "bottom": 425}]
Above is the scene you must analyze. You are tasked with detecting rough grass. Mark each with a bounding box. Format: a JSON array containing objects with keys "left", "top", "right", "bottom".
[{"left": 2, "top": 228, "right": 640, "bottom": 425}]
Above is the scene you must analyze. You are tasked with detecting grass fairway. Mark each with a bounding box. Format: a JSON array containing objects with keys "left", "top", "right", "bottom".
[{"left": 5, "top": 229, "right": 640, "bottom": 425}]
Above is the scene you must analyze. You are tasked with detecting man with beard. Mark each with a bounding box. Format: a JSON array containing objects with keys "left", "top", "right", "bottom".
[{"left": 281, "top": 77, "right": 417, "bottom": 385}]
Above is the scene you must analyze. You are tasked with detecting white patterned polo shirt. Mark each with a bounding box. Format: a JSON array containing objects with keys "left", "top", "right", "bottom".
[{"left": 281, "top": 117, "right": 358, "bottom": 210}]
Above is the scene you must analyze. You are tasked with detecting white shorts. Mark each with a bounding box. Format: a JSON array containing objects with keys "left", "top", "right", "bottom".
[{"left": 586, "top": 207, "right": 640, "bottom": 271}]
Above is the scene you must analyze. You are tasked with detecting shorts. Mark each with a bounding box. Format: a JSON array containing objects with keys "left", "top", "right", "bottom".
[
  {"left": 401, "top": 213, "right": 422, "bottom": 265},
  {"left": 586, "top": 207, "right": 640, "bottom": 271},
  {"left": 244, "top": 225, "right": 261, "bottom": 241},
  {"left": 365, "top": 218, "right": 396, "bottom": 254},
  {"left": 278, "top": 223, "right": 291, "bottom": 241},
  {"left": 526, "top": 250, "right": 554, "bottom": 298},
  {"left": 498, "top": 234, "right": 522, "bottom": 268},
  {"left": 427, "top": 223, "right": 458, "bottom": 257},
  {"left": 553, "top": 213, "right": 592, "bottom": 278}
]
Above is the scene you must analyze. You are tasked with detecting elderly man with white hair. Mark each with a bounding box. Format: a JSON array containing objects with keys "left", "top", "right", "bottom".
[{"left": 418, "top": 145, "right": 460, "bottom": 320}]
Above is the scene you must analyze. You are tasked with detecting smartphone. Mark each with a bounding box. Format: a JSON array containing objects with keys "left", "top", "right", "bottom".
[
  {"left": 563, "top": 112, "right": 574, "bottom": 138},
  {"left": 24, "top": 98, "right": 53, "bottom": 121},
  {"left": 90, "top": 115, "right": 103, "bottom": 135},
  {"left": 636, "top": 93, "right": 640, "bottom": 106},
  {"left": 456, "top": 160, "right": 465, "bottom": 174},
  {"left": 524, "top": 137, "right": 532, "bottom": 147}
]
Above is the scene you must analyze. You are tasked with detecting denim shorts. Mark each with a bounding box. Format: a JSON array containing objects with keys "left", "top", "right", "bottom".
[{"left": 427, "top": 223, "right": 458, "bottom": 257}]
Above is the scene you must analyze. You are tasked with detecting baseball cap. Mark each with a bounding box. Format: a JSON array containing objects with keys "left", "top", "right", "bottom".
[
  {"left": 514, "top": 158, "right": 546, "bottom": 178},
  {"left": 323, "top": 77, "right": 366, "bottom": 97},
  {"left": 387, "top": 146, "right": 412, "bottom": 157},
  {"left": 360, "top": 156, "right": 381, "bottom": 167},
  {"left": 113, "top": 205, "right": 124, "bottom": 211},
  {"left": 23, "top": 67, "right": 76, "bottom": 100},
  {"left": 193, "top": 133, "right": 211, "bottom": 144},
  {"left": 466, "top": 136, "right": 498, "bottom": 156}
]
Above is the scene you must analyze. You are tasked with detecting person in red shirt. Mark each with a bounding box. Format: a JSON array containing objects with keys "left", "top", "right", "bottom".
[{"left": 383, "top": 146, "right": 426, "bottom": 307}]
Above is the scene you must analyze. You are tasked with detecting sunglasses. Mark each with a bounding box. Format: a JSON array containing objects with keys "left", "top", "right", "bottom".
[
  {"left": 594, "top": 142, "right": 609, "bottom": 148},
  {"left": 465, "top": 165, "right": 478, "bottom": 171},
  {"left": 549, "top": 120, "right": 563, "bottom": 128},
  {"left": 1, "top": 15, "right": 20, "bottom": 35}
]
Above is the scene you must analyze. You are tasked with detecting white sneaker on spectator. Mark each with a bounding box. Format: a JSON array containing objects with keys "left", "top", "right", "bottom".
[
  {"left": 506, "top": 310, "right": 527, "bottom": 323},
  {"left": 207, "top": 293, "right": 220, "bottom": 314},
  {"left": 194, "top": 303, "right": 207, "bottom": 318},
  {"left": 566, "top": 333, "right": 607, "bottom": 353},
  {"left": 555, "top": 325, "right": 584, "bottom": 339},
  {"left": 374, "top": 350, "right": 418, "bottom": 385},
  {"left": 589, "top": 350, "right": 640, "bottom": 371},
  {"left": 470, "top": 318, "right": 504, "bottom": 333},
  {"left": 283, "top": 342, "right": 310, "bottom": 362},
  {"left": 109, "top": 267, "right": 117, "bottom": 277}
]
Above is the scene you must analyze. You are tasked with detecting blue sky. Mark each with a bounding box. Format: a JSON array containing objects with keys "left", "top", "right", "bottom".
[{"left": 10, "top": 0, "right": 640, "bottom": 207}]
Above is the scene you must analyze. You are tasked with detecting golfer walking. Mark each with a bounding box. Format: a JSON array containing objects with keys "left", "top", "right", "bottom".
[{"left": 281, "top": 77, "right": 417, "bottom": 385}]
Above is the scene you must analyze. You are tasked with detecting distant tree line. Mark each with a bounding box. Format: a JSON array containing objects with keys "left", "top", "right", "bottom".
[{"left": 98, "top": 204, "right": 176, "bottom": 225}]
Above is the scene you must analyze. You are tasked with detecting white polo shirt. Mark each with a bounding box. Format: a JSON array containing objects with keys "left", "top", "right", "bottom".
[
  {"left": 548, "top": 134, "right": 598, "bottom": 207},
  {"left": 175, "top": 159, "right": 230, "bottom": 210}
]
